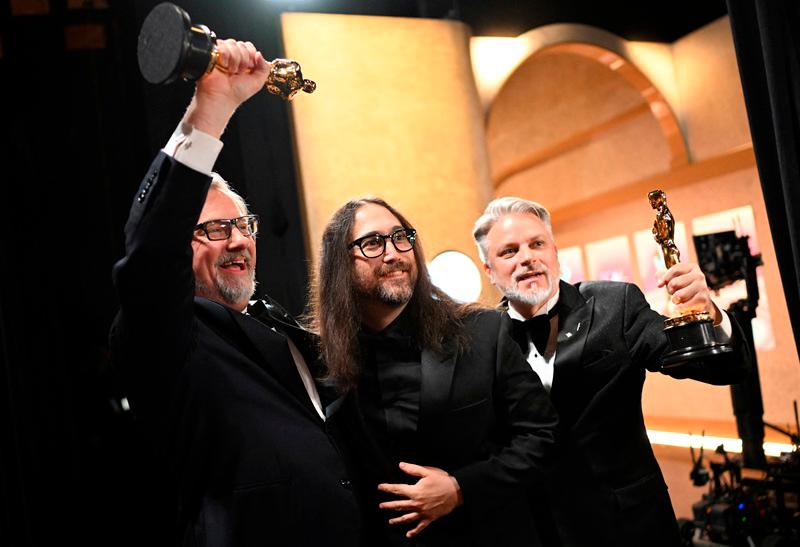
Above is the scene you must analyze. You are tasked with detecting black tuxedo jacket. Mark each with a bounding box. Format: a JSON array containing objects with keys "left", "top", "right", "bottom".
[
  {"left": 529, "top": 280, "right": 750, "bottom": 547},
  {"left": 110, "top": 153, "right": 361, "bottom": 546},
  {"left": 329, "top": 310, "right": 559, "bottom": 547}
]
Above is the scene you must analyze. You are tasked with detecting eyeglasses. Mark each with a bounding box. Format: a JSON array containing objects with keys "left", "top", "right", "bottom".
[
  {"left": 349, "top": 228, "right": 417, "bottom": 258},
  {"left": 194, "top": 215, "right": 259, "bottom": 241}
]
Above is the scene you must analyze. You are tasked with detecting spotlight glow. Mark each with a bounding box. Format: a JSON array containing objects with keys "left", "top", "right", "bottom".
[
  {"left": 646, "top": 429, "right": 794, "bottom": 458},
  {"left": 429, "top": 251, "right": 483, "bottom": 303}
]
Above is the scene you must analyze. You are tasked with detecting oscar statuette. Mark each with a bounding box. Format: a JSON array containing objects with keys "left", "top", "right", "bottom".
[
  {"left": 648, "top": 189, "right": 733, "bottom": 368},
  {"left": 136, "top": 2, "right": 316, "bottom": 101}
]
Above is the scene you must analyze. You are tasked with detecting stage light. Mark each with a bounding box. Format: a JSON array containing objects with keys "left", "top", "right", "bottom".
[
  {"left": 428, "top": 251, "right": 482, "bottom": 303},
  {"left": 646, "top": 429, "right": 793, "bottom": 457},
  {"left": 470, "top": 36, "right": 529, "bottom": 108}
]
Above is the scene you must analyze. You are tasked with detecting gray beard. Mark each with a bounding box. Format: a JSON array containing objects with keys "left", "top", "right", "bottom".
[
  {"left": 375, "top": 280, "right": 413, "bottom": 306},
  {"left": 497, "top": 270, "right": 555, "bottom": 309},
  {"left": 196, "top": 273, "right": 256, "bottom": 307},
  {"left": 195, "top": 253, "right": 257, "bottom": 307}
]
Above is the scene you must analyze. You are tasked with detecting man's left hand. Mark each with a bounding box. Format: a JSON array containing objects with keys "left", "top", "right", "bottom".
[
  {"left": 378, "top": 462, "right": 463, "bottom": 538},
  {"left": 659, "top": 262, "right": 722, "bottom": 324}
]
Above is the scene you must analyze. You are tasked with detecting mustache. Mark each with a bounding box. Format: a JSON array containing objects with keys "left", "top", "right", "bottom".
[
  {"left": 216, "top": 250, "right": 254, "bottom": 267},
  {"left": 379, "top": 262, "right": 411, "bottom": 275},
  {"left": 513, "top": 264, "right": 548, "bottom": 283}
]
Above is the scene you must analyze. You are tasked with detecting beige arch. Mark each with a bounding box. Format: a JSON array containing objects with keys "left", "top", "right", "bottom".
[{"left": 481, "top": 23, "right": 689, "bottom": 187}]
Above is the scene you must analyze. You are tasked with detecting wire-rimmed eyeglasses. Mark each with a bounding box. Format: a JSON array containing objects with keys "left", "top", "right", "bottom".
[
  {"left": 194, "top": 215, "right": 260, "bottom": 241},
  {"left": 348, "top": 228, "right": 417, "bottom": 258}
]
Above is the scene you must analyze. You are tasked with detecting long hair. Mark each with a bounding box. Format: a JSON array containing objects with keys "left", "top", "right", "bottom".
[{"left": 306, "top": 198, "right": 474, "bottom": 394}]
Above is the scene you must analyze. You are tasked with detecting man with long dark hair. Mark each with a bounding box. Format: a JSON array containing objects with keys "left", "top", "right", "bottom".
[{"left": 308, "top": 198, "right": 558, "bottom": 546}]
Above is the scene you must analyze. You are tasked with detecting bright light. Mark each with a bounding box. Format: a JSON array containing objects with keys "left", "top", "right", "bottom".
[
  {"left": 470, "top": 36, "right": 531, "bottom": 108},
  {"left": 429, "top": 251, "right": 483, "bottom": 303},
  {"left": 646, "top": 429, "right": 794, "bottom": 458}
]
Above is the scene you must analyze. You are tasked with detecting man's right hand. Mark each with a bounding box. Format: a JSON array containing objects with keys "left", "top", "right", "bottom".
[{"left": 184, "top": 39, "right": 272, "bottom": 139}]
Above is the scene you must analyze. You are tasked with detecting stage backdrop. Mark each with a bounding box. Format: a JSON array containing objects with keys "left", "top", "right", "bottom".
[{"left": 282, "top": 12, "right": 495, "bottom": 298}]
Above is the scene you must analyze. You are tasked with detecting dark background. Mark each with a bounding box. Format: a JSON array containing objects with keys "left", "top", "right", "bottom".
[{"left": 0, "top": 1, "right": 730, "bottom": 544}]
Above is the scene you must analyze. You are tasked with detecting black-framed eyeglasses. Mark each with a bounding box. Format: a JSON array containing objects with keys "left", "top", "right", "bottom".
[
  {"left": 194, "top": 215, "right": 260, "bottom": 241},
  {"left": 348, "top": 228, "right": 417, "bottom": 258}
]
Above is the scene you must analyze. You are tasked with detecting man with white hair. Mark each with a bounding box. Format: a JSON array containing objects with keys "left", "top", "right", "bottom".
[
  {"left": 472, "top": 196, "right": 750, "bottom": 547},
  {"left": 110, "top": 39, "right": 360, "bottom": 545}
]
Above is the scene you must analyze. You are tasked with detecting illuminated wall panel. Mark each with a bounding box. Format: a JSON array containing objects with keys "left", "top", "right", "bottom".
[{"left": 282, "top": 12, "right": 492, "bottom": 298}]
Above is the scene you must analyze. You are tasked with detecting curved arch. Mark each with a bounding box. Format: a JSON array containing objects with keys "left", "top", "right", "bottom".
[{"left": 477, "top": 24, "right": 688, "bottom": 186}]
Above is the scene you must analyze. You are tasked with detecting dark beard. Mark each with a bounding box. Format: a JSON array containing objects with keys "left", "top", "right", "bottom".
[
  {"left": 355, "top": 262, "right": 415, "bottom": 306},
  {"left": 375, "top": 280, "right": 413, "bottom": 305}
]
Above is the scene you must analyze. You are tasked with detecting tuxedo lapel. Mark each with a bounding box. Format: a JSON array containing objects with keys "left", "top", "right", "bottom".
[
  {"left": 420, "top": 347, "right": 456, "bottom": 416},
  {"left": 551, "top": 281, "right": 595, "bottom": 401},
  {"left": 195, "top": 298, "right": 319, "bottom": 420},
  {"left": 418, "top": 344, "right": 456, "bottom": 439}
]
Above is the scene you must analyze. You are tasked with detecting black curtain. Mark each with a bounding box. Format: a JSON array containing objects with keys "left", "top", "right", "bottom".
[{"left": 726, "top": 0, "right": 800, "bottom": 359}]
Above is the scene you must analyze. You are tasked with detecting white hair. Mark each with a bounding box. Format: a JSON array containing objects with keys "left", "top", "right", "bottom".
[
  {"left": 209, "top": 172, "right": 249, "bottom": 216},
  {"left": 472, "top": 196, "right": 552, "bottom": 264}
]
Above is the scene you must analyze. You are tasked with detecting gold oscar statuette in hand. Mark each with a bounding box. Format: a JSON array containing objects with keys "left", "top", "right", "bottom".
[
  {"left": 137, "top": 2, "right": 316, "bottom": 101},
  {"left": 647, "top": 189, "right": 732, "bottom": 368}
]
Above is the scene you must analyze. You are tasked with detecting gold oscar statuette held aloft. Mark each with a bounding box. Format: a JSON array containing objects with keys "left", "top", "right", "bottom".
[
  {"left": 648, "top": 189, "right": 733, "bottom": 368},
  {"left": 137, "top": 2, "right": 316, "bottom": 101}
]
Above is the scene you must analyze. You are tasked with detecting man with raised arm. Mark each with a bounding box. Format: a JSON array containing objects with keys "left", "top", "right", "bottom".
[{"left": 111, "top": 40, "right": 360, "bottom": 546}]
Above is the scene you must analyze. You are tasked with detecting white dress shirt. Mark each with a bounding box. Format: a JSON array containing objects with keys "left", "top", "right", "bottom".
[
  {"left": 506, "top": 288, "right": 734, "bottom": 393},
  {"left": 507, "top": 291, "right": 560, "bottom": 392}
]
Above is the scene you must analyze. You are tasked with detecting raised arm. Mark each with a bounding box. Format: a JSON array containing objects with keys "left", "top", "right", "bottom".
[{"left": 110, "top": 40, "right": 271, "bottom": 402}]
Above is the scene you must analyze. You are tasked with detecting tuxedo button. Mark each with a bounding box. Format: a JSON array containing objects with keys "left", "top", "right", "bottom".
[{"left": 339, "top": 478, "right": 352, "bottom": 490}]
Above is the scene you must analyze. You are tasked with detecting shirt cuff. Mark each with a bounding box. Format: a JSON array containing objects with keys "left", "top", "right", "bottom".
[
  {"left": 714, "top": 310, "right": 733, "bottom": 343},
  {"left": 162, "top": 121, "right": 224, "bottom": 176}
]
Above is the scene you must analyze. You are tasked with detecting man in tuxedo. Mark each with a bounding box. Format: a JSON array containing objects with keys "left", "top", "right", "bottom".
[
  {"left": 308, "top": 197, "right": 559, "bottom": 546},
  {"left": 110, "top": 40, "right": 360, "bottom": 545},
  {"left": 472, "top": 196, "right": 750, "bottom": 547}
]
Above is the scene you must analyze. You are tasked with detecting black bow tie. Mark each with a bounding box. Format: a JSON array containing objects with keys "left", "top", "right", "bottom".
[{"left": 511, "top": 308, "right": 557, "bottom": 356}]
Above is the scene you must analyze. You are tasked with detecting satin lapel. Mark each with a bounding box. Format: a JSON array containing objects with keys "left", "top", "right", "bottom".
[
  {"left": 419, "top": 345, "right": 456, "bottom": 435},
  {"left": 551, "top": 281, "right": 595, "bottom": 400},
  {"left": 195, "top": 298, "right": 318, "bottom": 419}
]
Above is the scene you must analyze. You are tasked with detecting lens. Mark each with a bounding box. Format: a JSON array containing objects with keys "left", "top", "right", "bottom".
[
  {"left": 392, "top": 229, "right": 415, "bottom": 251},
  {"left": 392, "top": 230, "right": 409, "bottom": 250},
  {"left": 206, "top": 221, "right": 231, "bottom": 241},
  {"left": 233, "top": 216, "right": 258, "bottom": 237},
  {"left": 247, "top": 217, "right": 259, "bottom": 236},
  {"left": 360, "top": 236, "right": 385, "bottom": 257}
]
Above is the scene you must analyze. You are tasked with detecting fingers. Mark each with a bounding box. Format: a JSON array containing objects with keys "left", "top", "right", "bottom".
[
  {"left": 661, "top": 263, "right": 703, "bottom": 293},
  {"left": 672, "top": 285, "right": 709, "bottom": 311},
  {"left": 255, "top": 51, "right": 271, "bottom": 76},
  {"left": 379, "top": 499, "right": 417, "bottom": 511},
  {"left": 398, "top": 461, "right": 429, "bottom": 478},
  {"left": 662, "top": 263, "right": 711, "bottom": 311},
  {"left": 658, "top": 262, "right": 691, "bottom": 288},
  {"left": 215, "top": 39, "right": 262, "bottom": 74},
  {"left": 378, "top": 482, "right": 412, "bottom": 498},
  {"left": 388, "top": 511, "right": 420, "bottom": 525},
  {"left": 406, "top": 519, "right": 432, "bottom": 538}
]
